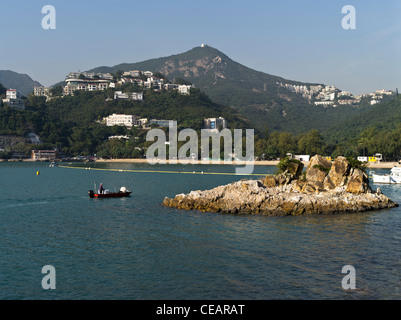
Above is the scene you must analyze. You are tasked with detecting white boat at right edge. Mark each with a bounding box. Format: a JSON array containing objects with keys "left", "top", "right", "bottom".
[{"left": 372, "top": 167, "right": 401, "bottom": 184}]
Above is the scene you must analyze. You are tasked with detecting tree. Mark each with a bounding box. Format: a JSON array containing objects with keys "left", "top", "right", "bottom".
[
  {"left": 50, "top": 86, "right": 63, "bottom": 97},
  {"left": 297, "top": 130, "right": 325, "bottom": 155},
  {"left": 0, "top": 82, "right": 6, "bottom": 96}
]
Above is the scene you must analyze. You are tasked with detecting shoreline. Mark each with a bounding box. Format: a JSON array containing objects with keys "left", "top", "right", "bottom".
[
  {"left": 93, "top": 159, "right": 398, "bottom": 169},
  {"left": 3, "top": 158, "right": 398, "bottom": 169}
]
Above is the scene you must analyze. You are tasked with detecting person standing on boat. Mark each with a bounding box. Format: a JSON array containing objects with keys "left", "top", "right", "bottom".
[{"left": 99, "top": 183, "right": 104, "bottom": 194}]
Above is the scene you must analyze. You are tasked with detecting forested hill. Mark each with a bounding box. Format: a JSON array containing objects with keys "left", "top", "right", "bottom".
[
  {"left": 85, "top": 45, "right": 370, "bottom": 134},
  {"left": 0, "top": 86, "right": 253, "bottom": 157},
  {"left": 324, "top": 94, "right": 401, "bottom": 144}
]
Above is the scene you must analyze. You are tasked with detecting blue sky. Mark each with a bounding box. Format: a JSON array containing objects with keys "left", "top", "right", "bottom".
[{"left": 0, "top": 0, "right": 399, "bottom": 94}]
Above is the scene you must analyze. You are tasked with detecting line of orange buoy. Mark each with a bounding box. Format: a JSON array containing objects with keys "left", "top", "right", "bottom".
[{"left": 57, "top": 165, "right": 265, "bottom": 176}]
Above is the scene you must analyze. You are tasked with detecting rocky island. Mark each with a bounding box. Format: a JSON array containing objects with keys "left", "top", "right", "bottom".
[{"left": 162, "top": 155, "right": 398, "bottom": 216}]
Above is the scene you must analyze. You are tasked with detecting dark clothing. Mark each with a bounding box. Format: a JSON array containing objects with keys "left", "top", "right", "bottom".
[{"left": 99, "top": 184, "right": 104, "bottom": 194}]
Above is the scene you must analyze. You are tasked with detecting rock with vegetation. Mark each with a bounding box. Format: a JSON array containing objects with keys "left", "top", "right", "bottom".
[
  {"left": 262, "top": 157, "right": 304, "bottom": 188},
  {"left": 162, "top": 155, "right": 398, "bottom": 216}
]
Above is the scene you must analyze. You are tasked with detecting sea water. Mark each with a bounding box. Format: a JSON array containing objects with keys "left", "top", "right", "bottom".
[{"left": 0, "top": 162, "right": 400, "bottom": 300}]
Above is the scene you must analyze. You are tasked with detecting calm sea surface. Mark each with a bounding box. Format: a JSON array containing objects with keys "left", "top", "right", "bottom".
[{"left": 1, "top": 162, "right": 401, "bottom": 300}]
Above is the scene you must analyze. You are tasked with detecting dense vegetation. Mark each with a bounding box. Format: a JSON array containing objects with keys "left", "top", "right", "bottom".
[
  {"left": 1, "top": 75, "right": 400, "bottom": 161},
  {"left": 253, "top": 95, "right": 401, "bottom": 161},
  {"left": 0, "top": 84, "right": 253, "bottom": 159}
]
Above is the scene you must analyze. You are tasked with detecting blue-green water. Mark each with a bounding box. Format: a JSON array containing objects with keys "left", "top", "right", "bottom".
[{"left": 1, "top": 162, "right": 401, "bottom": 300}]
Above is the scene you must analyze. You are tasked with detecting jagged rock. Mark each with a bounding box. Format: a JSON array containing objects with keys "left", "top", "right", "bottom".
[
  {"left": 162, "top": 179, "right": 398, "bottom": 216},
  {"left": 323, "top": 175, "right": 336, "bottom": 190},
  {"left": 346, "top": 168, "right": 370, "bottom": 194},
  {"left": 276, "top": 172, "right": 293, "bottom": 186},
  {"left": 262, "top": 175, "right": 277, "bottom": 188},
  {"left": 285, "top": 160, "right": 304, "bottom": 178},
  {"left": 306, "top": 155, "right": 332, "bottom": 183},
  {"left": 262, "top": 171, "right": 298, "bottom": 188},
  {"left": 162, "top": 155, "right": 398, "bottom": 216},
  {"left": 327, "top": 156, "right": 350, "bottom": 188},
  {"left": 292, "top": 180, "right": 306, "bottom": 193}
]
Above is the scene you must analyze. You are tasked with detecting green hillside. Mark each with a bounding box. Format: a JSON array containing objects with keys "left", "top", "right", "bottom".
[
  {"left": 0, "top": 86, "right": 253, "bottom": 158},
  {"left": 86, "top": 46, "right": 377, "bottom": 134}
]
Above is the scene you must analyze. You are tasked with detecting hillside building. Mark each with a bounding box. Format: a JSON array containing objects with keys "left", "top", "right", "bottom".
[
  {"left": 2, "top": 89, "right": 25, "bottom": 110},
  {"left": 114, "top": 91, "right": 143, "bottom": 101},
  {"left": 31, "top": 149, "right": 58, "bottom": 161},
  {"left": 104, "top": 114, "right": 136, "bottom": 129},
  {"left": 34, "top": 86, "right": 51, "bottom": 97},
  {"left": 204, "top": 117, "right": 227, "bottom": 130},
  {"left": 178, "top": 85, "right": 194, "bottom": 95}
]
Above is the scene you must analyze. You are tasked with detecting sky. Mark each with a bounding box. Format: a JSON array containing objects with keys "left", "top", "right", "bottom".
[{"left": 0, "top": 0, "right": 400, "bottom": 95}]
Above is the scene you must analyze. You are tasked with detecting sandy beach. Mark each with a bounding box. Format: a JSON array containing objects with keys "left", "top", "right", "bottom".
[{"left": 94, "top": 158, "right": 399, "bottom": 169}]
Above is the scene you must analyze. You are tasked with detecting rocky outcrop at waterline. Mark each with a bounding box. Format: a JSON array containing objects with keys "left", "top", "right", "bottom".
[{"left": 162, "top": 155, "right": 398, "bottom": 216}]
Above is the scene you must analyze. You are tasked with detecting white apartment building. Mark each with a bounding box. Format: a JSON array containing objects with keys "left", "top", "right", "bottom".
[
  {"left": 63, "top": 77, "right": 111, "bottom": 95},
  {"left": 376, "top": 89, "right": 394, "bottom": 95},
  {"left": 178, "top": 84, "right": 193, "bottom": 95},
  {"left": 3, "top": 89, "right": 25, "bottom": 110},
  {"left": 114, "top": 91, "right": 143, "bottom": 101},
  {"left": 6, "top": 89, "right": 21, "bottom": 100},
  {"left": 104, "top": 114, "right": 135, "bottom": 128},
  {"left": 123, "top": 70, "right": 141, "bottom": 78},
  {"left": 34, "top": 86, "right": 51, "bottom": 97},
  {"left": 314, "top": 101, "right": 335, "bottom": 106},
  {"left": 143, "top": 71, "right": 153, "bottom": 78},
  {"left": 144, "top": 77, "right": 164, "bottom": 90},
  {"left": 339, "top": 91, "right": 352, "bottom": 97},
  {"left": 67, "top": 72, "right": 113, "bottom": 80}
]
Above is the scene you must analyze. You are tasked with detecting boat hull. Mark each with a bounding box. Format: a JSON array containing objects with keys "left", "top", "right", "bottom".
[
  {"left": 372, "top": 174, "right": 392, "bottom": 184},
  {"left": 88, "top": 190, "right": 132, "bottom": 198},
  {"left": 372, "top": 173, "right": 401, "bottom": 184}
]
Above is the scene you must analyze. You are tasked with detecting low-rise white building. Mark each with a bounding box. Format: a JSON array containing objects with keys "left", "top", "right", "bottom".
[
  {"left": 123, "top": 70, "right": 141, "bottom": 78},
  {"left": 114, "top": 91, "right": 143, "bottom": 101},
  {"left": 2, "top": 89, "right": 25, "bottom": 110},
  {"left": 143, "top": 71, "right": 153, "bottom": 78},
  {"left": 314, "top": 101, "right": 335, "bottom": 106},
  {"left": 6, "top": 89, "right": 21, "bottom": 100},
  {"left": 34, "top": 86, "right": 51, "bottom": 97},
  {"left": 104, "top": 114, "right": 135, "bottom": 129},
  {"left": 63, "top": 73, "right": 112, "bottom": 95},
  {"left": 178, "top": 84, "right": 194, "bottom": 95}
]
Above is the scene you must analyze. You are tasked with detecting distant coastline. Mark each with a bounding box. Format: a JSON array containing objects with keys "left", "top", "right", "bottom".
[
  {"left": 1, "top": 158, "right": 397, "bottom": 169},
  {"left": 94, "top": 159, "right": 398, "bottom": 169}
]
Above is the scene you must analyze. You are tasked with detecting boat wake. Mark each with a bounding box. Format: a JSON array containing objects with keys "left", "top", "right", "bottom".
[{"left": 2, "top": 201, "right": 50, "bottom": 209}]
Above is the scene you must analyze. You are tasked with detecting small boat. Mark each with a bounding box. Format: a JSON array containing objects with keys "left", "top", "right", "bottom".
[
  {"left": 372, "top": 167, "right": 401, "bottom": 184},
  {"left": 88, "top": 186, "right": 132, "bottom": 198}
]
